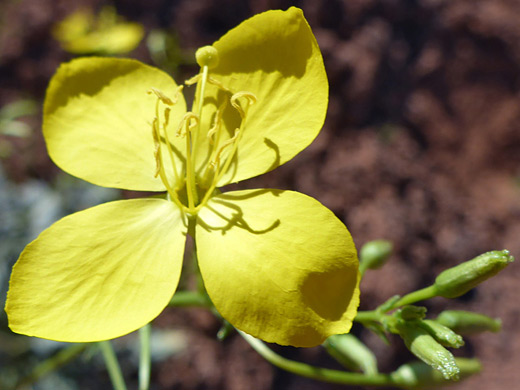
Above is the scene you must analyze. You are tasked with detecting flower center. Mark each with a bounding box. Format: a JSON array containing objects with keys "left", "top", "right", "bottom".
[{"left": 148, "top": 46, "right": 256, "bottom": 216}]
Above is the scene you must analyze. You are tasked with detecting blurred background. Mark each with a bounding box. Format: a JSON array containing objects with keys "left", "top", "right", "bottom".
[{"left": 1, "top": 0, "right": 519, "bottom": 389}]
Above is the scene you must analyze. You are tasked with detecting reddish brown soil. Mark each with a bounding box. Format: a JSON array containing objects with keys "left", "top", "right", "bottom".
[{"left": 1, "top": 0, "right": 519, "bottom": 389}]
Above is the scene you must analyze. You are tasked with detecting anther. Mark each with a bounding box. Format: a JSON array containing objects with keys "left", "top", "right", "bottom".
[
  {"left": 151, "top": 118, "right": 161, "bottom": 177},
  {"left": 148, "top": 88, "right": 174, "bottom": 105},
  {"left": 210, "top": 128, "right": 240, "bottom": 169},
  {"left": 163, "top": 107, "right": 171, "bottom": 129},
  {"left": 207, "top": 99, "right": 228, "bottom": 143},
  {"left": 148, "top": 86, "right": 184, "bottom": 105},
  {"left": 185, "top": 74, "right": 200, "bottom": 86},
  {"left": 231, "top": 91, "right": 257, "bottom": 119},
  {"left": 176, "top": 112, "right": 199, "bottom": 137},
  {"left": 207, "top": 76, "right": 233, "bottom": 94}
]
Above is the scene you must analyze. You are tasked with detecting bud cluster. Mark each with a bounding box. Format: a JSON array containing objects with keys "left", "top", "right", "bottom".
[{"left": 353, "top": 248, "right": 515, "bottom": 387}]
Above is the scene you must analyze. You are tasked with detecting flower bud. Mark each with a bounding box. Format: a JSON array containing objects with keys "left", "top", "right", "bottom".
[
  {"left": 436, "top": 310, "right": 501, "bottom": 334},
  {"left": 323, "top": 334, "right": 378, "bottom": 375},
  {"left": 434, "top": 250, "right": 514, "bottom": 298},
  {"left": 397, "top": 321, "right": 460, "bottom": 380},
  {"left": 391, "top": 358, "right": 482, "bottom": 388},
  {"left": 359, "top": 240, "right": 393, "bottom": 273},
  {"left": 419, "top": 319, "right": 464, "bottom": 348},
  {"left": 395, "top": 305, "right": 427, "bottom": 321}
]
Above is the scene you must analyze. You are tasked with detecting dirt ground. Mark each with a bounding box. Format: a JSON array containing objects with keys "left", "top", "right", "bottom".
[{"left": 1, "top": 0, "right": 519, "bottom": 389}]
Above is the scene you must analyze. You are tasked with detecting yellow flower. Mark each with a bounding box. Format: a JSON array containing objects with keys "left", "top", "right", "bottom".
[
  {"left": 52, "top": 6, "right": 144, "bottom": 55},
  {"left": 6, "top": 8, "right": 359, "bottom": 347}
]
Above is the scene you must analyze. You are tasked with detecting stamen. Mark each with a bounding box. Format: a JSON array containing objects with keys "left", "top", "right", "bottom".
[
  {"left": 230, "top": 91, "right": 257, "bottom": 119},
  {"left": 151, "top": 117, "right": 161, "bottom": 178},
  {"left": 151, "top": 101, "right": 176, "bottom": 198},
  {"left": 185, "top": 74, "right": 200, "bottom": 86},
  {"left": 148, "top": 92, "right": 184, "bottom": 209},
  {"left": 163, "top": 107, "right": 171, "bottom": 129},
  {"left": 148, "top": 88, "right": 173, "bottom": 105},
  {"left": 207, "top": 76, "right": 233, "bottom": 94},
  {"left": 176, "top": 112, "right": 199, "bottom": 137},
  {"left": 207, "top": 99, "right": 228, "bottom": 143},
  {"left": 148, "top": 86, "right": 184, "bottom": 105},
  {"left": 210, "top": 128, "right": 240, "bottom": 171},
  {"left": 197, "top": 90, "right": 256, "bottom": 211},
  {"left": 160, "top": 106, "right": 181, "bottom": 185}
]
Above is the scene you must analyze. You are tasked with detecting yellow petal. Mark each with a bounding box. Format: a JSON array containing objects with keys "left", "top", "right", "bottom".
[
  {"left": 62, "top": 23, "right": 144, "bottom": 55},
  {"left": 44, "top": 57, "right": 186, "bottom": 191},
  {"left": 5, "top": 199, "right": 187, "bottom": 342},
  {"left": 196, "top": 189, "right": 359, "bottom": 347},
  {"left": 194, "top": 7, "right": 328, "bottom": 186}
]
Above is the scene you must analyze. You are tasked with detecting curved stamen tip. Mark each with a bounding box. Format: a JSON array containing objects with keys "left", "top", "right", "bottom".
[
  {"left": 176, "top": 112, "right": 199, "bottom": 137},
  {"left": 231, "top": 91, "right": 257, "bottom": 119},
  {"left": 195, "top": 45, "right": 219, "bottom": 69},
  {"left": 148, "top": 87, "right": 174, "bottom": 105}
]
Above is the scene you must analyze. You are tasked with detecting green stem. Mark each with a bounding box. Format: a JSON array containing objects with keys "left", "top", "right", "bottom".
[
  {"left": 359, "top": 262, "right": 369, "bottom": 278},
  {"left": 239, "top": 331, "right": 402, "bottom": 387},
  {"left": 99, "top": 341, "right": 127, "bottom": 390},
  {"left": 139, "top": 324, "right": 151, "bottom": 390},
  {"left": 168, "top": 290, "right": 211, "bottom": 307},
  {"left": 388, "top": 285, "right": 438, "bottom": 310},
  {"left": 18, "top": 343, "right": 88, "bottom": 387},
  {"left": 354, "top": 310, "right": 383, "bottom": 323}
]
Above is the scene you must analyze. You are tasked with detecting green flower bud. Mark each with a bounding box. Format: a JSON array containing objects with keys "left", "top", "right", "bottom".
[
  {"left": 359, "top": 240, "right": 393, "bottom": 274},
  {"left": 419, "top": 320, "right": 464, "bottom": 348},
  {"left": 391, "top": 358, "right": 482, "bottom": 389},
  {"left": 434, "top": 250, "right": 514, "bottom": 298},
  {"left": 323, "top": 334, "right": 378, "bottom": 375},
  {"left": 436, "top": 310, "right": 501, "bottom": 334},
  {"left": 395, "top": 306, "right": 427, "bottom": 321},
  {"left": 397, "top": 321, "right": 460, "bottom": 380}
]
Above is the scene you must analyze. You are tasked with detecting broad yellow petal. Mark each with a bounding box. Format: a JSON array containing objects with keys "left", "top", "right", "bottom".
[
  {"left": 196, "top": 189, "right": 359, "bottom": 347},
  {"left": 44, "top": 57, "right": 186, "bottom": 191},
  {"left": 194, "top": 7, "right": 328, "bottom": 186},
  {"left": 63, "top": 24, "right": 144, "bottom": 55},
  {"left": 6, "top": 199, "right": 187, "bottom": 342}
]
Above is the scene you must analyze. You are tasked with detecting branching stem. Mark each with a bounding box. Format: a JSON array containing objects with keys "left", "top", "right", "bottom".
[{"left": 239, "top": 331, "right": 402, "bottom": 387}]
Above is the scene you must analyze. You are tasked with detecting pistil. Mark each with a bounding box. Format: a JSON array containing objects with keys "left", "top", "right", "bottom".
[
  {"left": 148, "top": 46, "right": 256, "bottom": 215},
  {"left": 182, "top": 113, "right": 199, "bottom": 211}
]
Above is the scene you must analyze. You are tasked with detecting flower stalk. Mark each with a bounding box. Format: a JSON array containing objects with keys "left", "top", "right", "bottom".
[
  {"left": 139, "top": 324, "right": 152, "bottom": 390},
  {"left": 99, "top": 341, "right": 127, "bottom": 390}
]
